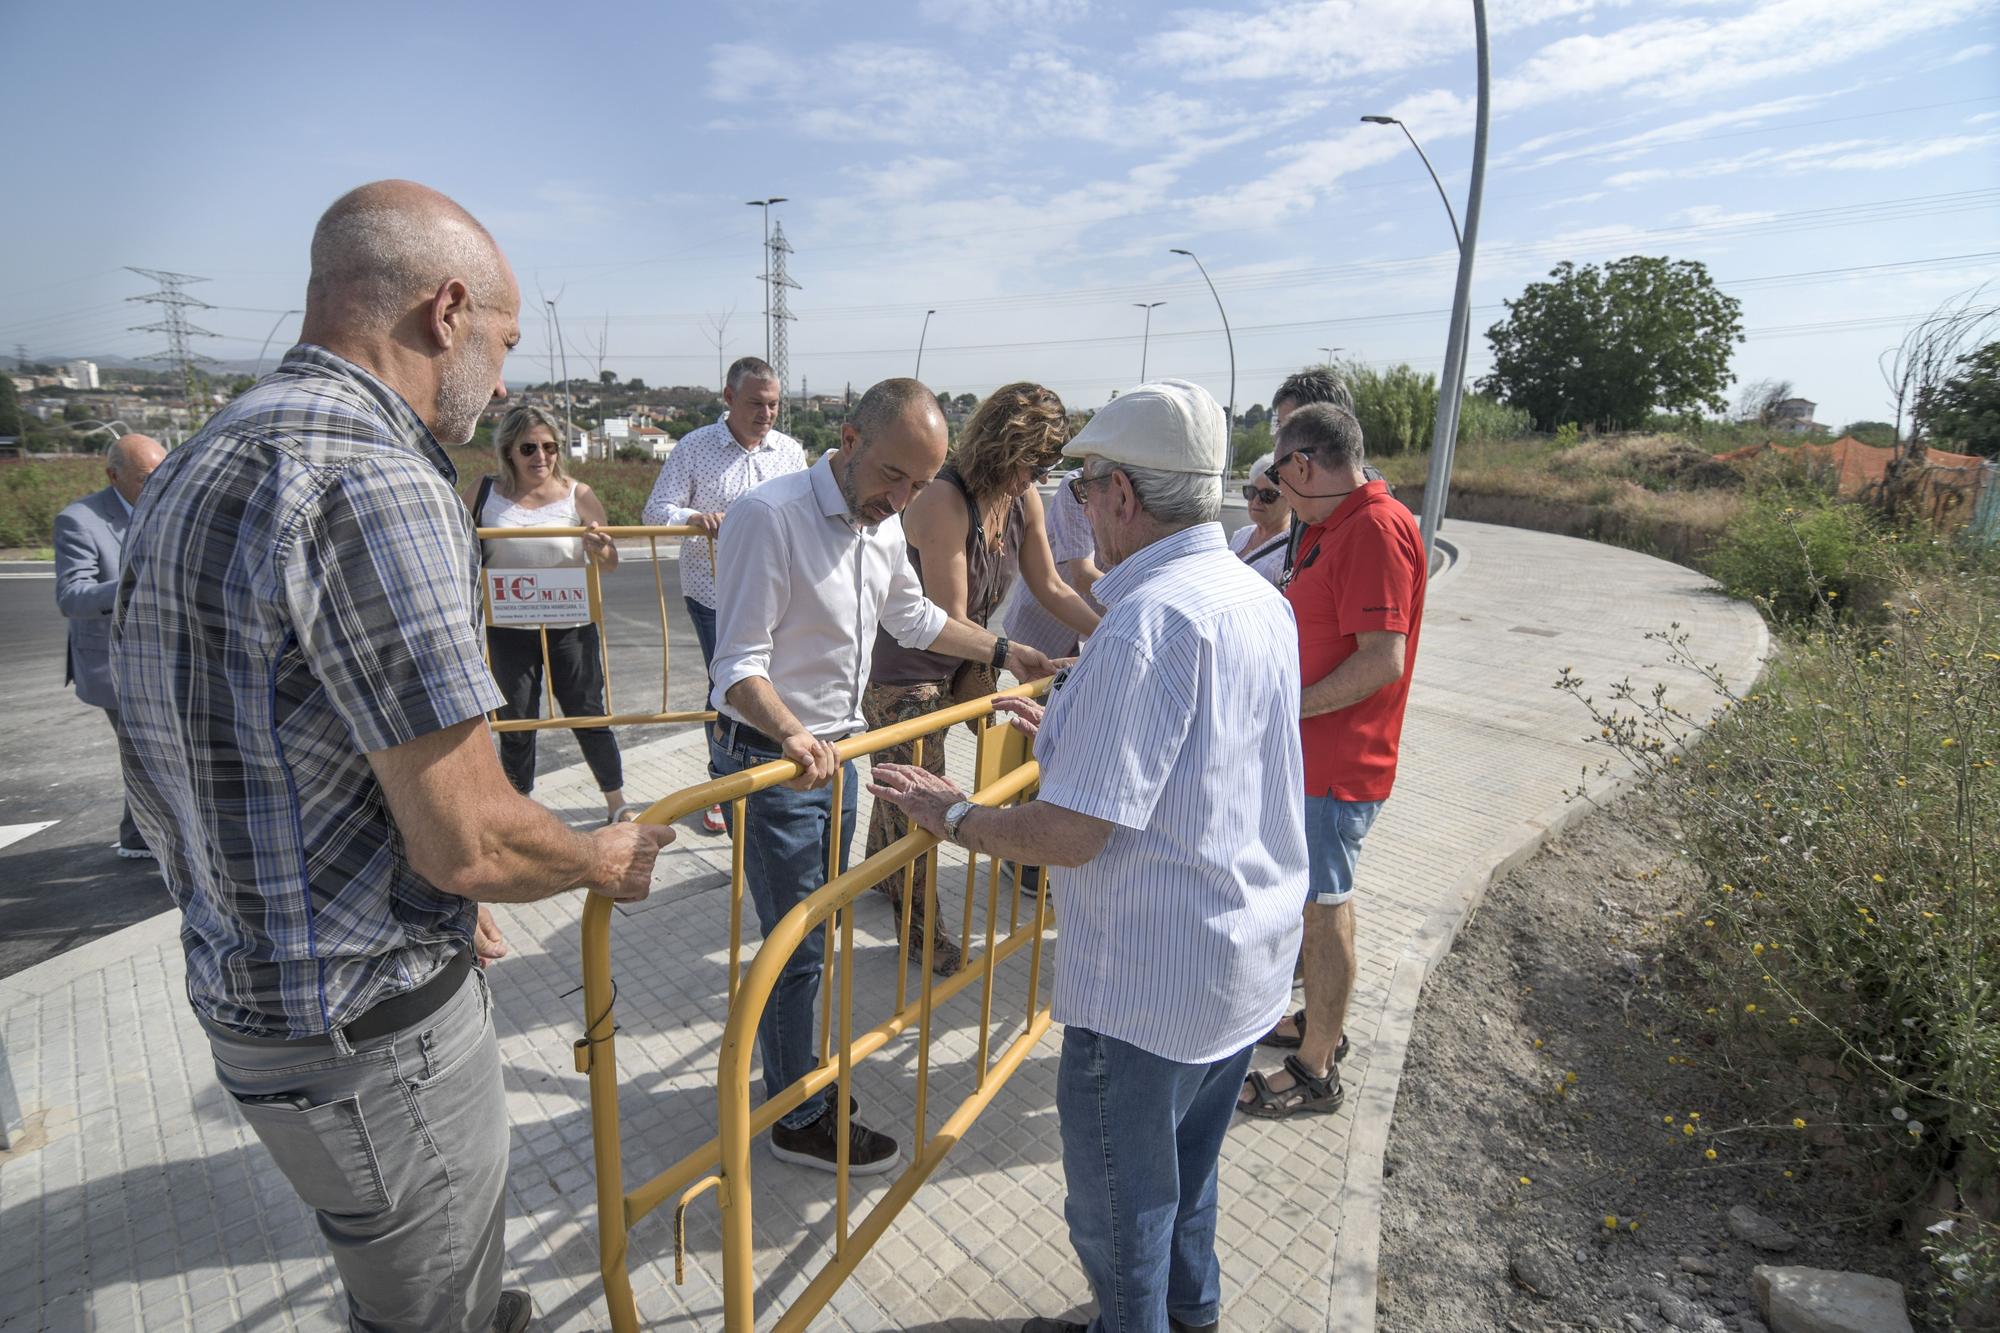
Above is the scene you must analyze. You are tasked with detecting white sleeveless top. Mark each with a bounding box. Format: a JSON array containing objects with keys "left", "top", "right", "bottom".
[{"left": 481, "top": 480, "right": 590, "bottom": 629}]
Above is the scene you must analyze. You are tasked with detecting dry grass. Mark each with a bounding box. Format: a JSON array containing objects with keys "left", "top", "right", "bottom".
[{"left": 1382, "top": 432, "right": 1751, "bottom": 567}]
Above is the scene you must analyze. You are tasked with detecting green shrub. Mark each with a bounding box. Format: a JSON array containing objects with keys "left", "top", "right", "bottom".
[
  {"left": 0, "top": 457, "right": 110, "bottom": 548},
  {"left": 1561, "top": 548, "right": 2000, "bottom": 1321},
  {"left": 1553, "top": 422, "right": 1581, "bottom": 449},
  {"left": 1340, "top": 360, "right": 1437, "bottom": 456},
  {"left": 1704, "top": 495, "right": 1880, "bottom": 622},
  {"left": 1454, "top": 392, "right": 1532, "bottom": 443}
]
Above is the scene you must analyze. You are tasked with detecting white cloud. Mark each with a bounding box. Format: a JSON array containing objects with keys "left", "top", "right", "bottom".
[
  {"left": 1940, "top": 40, "right": 1995, "bottom": 64},
  {"left": 917, "top": 0, "right": 1091, "bottom": 32},
  {"left": 1502, "top": 0, "right": 1992, "bottom": 106},
  {"left": 1508, "top": 90, "right": 1841, "bottom": 169},
  {"left": 1606, "top": 131, "right": 2000, "bottom": 185},
  {"left": 1144, "top": 0, "right": 1609, "bottom": 84},
  {"left": 1536, "top": 190, "right": 1607, "bottom": 210},
  {"left": 706, "top": 40, "right": 1241, "bottom": 150}
]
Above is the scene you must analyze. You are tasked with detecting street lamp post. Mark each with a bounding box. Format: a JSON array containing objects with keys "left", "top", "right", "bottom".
[
  {"left": 253, "top": 309, "right": 302, "bottom": 380},
  {"left": 1360, "top": 0, "right": 1489, "bottom": 557},
  {"left": 1317, "top": 345, "right": 1344, "bottom": 364},
  {"left": 1132, "top": 301, "right": 1166, "bottom": 381},
  {"left": 914, "top": 309, "right": 937, "bottom": 380},
  {"left": 1168, "top": 249, "right": 1234, "bottom": 485},
  {"left": 745, "top": 198, "right": 788, "bottom": 360},
  {"left": 73, "top": 419, "right": 133, "bottom": 451},
  {"left": 546, "top": 298, "right": 574, "bottom": 458}
]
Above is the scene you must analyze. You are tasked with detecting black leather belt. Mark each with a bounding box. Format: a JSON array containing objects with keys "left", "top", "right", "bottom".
[
  {"left": 224, "top": 948, "right": 474, "bottom": 1048},
  {"left": 714, "top": 718, "right": 852, "bottom": 754}
]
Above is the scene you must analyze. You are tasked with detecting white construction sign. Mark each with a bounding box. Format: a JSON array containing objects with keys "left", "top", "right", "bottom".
[{"left": 486, "top": 567, "right": 591, "bottom": 625}]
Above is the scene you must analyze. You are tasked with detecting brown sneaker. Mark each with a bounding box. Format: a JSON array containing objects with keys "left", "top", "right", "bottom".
[{"left": 769, "top": 1106, "right": 900, "bottom": 1176}]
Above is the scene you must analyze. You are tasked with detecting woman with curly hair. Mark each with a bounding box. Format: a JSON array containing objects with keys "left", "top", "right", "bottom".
[{"left": 864, "top": 381, "right": 1100, "bottom": 974}]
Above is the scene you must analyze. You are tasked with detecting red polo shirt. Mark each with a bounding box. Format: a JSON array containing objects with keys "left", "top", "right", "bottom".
[{"left": 1284, "top": 481, "right": 1426, "bottom": 801}]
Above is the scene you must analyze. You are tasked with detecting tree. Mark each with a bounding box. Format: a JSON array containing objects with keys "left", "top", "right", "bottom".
[
  {"left": 1736, "top": 377, "right": 1794, "bottom": 425},
  {"left": 1914, "top": 340, "right": 2000, "bottom": 458},
  {"left": 1878, "top": 285, "right": 1999, "bottom": 515},
  {"left": 1480, "top": 256, "right": 1744, "bottom": 432},
  {"left": 625, "top": 377, "right": 647, "bottom": 393},
  {"left": 598, "top": 370, "right": 616, "bottom": 388},
  {"left": 0, "top": 373, "right": 23, "bottom": 437},
  {"left": 954, "top": 392, "right": 976, "bottom": 412},
  {"left": 1841, "top": 421, "right": 1897, "bottom": 447}
]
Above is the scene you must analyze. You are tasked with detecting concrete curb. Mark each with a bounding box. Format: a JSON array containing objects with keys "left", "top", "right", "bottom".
[{"left": 1322, "top": 598, "right": 1771, "bottom": 1333}]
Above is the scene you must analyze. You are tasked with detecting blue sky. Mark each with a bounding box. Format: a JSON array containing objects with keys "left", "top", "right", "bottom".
[{"left": 3, "top": 0, "right": 1996, "bottom": 428}]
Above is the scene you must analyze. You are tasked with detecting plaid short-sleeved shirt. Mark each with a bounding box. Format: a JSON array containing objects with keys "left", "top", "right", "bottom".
[{"left": 112, "top": 344, "right": 506, "bottom": 1039}]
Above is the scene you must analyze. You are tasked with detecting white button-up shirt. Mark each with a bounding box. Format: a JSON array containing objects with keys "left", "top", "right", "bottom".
[
  {"left": 640, "top": 418, "right": 806, "bottom": 608},
  {"left": 710, "top": 454, "right": 950, "bottom": 738},
  {"left": 1033, "top": 522, "right": 1307, "bottom": 1065}
]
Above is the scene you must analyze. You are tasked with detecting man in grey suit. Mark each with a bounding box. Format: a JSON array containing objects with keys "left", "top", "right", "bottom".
[{"left": 55, "top": 432, "right": 167, "bottom": 858}]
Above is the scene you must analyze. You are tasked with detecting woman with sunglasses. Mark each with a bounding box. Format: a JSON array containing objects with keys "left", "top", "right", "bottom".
[
  {"left": 463, "top": 403, "right": 635, "bottom": 824},
  {"left": 863, "top": 381, "right": 1100, "bottom": 974},
  {"left": 1231, "top": 452, "right": 1294, "bottom": 585}
]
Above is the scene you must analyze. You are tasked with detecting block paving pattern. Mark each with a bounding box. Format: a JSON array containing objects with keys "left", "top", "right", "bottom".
[{"left": 0, "top": 521, "right": 1768, "bottom": 1331}]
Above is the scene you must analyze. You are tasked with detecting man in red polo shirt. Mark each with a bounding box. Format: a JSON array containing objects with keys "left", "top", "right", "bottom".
[{"left": 1239, "top": 401, "right": 1425, "bottom": 1118}]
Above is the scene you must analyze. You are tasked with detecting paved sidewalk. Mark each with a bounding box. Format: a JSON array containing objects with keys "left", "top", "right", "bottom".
[{"left": 0, "top": 520, "right": 1766, "bottom": 1332}]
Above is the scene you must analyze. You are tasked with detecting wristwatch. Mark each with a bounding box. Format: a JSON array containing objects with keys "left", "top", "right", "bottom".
[
  {"left": 989, "top": 636, "right": 1011, "bottom": 671},
  {"left": 943, "top": 799, "right": 976, "bottom": 843}
]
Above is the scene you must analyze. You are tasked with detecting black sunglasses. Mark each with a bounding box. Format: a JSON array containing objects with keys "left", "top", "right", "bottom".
[
  {"left": 517, "top": 441, "right": 561, "bottom": 457},
  {"left": 1263, "top": 450, "right": 1309, "bottom": 485},
  {"left": 1242, "top": 484, "right": 1281, "bottom": 504}
]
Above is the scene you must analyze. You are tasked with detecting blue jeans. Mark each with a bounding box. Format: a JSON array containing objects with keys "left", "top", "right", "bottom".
[
  {"left": 709, "top": 723, "right": 858, "bottom": 1129},
  {"left": 1058, "top": 1026, "right": 1256, "bottom": 1332},
  {"left": 686, "top": 597, "right": 718, "bottom": 670},
  {"left": 1304, "top": 795, "right": 1383, "bottom": 907}
]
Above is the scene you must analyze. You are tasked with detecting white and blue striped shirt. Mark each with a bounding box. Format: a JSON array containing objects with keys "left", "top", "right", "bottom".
[{"left": 1034, "top": 522, "right": 1307, "bottom": 1065}]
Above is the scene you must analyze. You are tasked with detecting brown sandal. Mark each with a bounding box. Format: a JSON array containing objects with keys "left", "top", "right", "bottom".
[
  {"left": 1240, "top": 1054, "right": 1345, "bottom": 1119},
  {"left": 1256, "top": 1009, "right": 1350, "bottom": 1062}
]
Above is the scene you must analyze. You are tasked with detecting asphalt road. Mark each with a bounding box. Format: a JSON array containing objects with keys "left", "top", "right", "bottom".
[
  {"left": 0, "top": 494, "right": 1255, "bottom": 979},
  {"left": 0, "top": 550, "right": 716, "bottom": 979}
]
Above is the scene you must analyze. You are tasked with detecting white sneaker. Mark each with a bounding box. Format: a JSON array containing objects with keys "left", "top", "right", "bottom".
[{"left": 113, "top": 841, "right": 155, "bottom": 860}]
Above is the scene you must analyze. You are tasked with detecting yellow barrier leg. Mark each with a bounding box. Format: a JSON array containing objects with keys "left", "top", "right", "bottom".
[{"left": 580, "top": 895, "right": 640, "bottom": 1333}]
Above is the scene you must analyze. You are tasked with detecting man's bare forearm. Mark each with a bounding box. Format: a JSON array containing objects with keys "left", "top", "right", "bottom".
[
  {"left": 928, "top": 617, "right": 999, "bottom": 664},
  {"left": 1301, "top": 647, "right": 1403, "bottom": 718},
  {"left": 725, "top": 676, "right": 812, "bottom": 741},
  {"left": 954, "top": 800, "right": 1111, "bottom": 869},
  {"left": 454, "top": 803, "right": 610, "bottom": 902}
]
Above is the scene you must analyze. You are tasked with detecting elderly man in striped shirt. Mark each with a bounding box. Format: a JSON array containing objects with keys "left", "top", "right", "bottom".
[{"left": 871, "top": 379, "right": 1307, "bottom": 1333}]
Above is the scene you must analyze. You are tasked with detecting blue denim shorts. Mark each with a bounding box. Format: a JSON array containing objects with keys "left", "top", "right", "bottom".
[{"left": 1304, "top": 795, "right": 1383, "bottom": 907}]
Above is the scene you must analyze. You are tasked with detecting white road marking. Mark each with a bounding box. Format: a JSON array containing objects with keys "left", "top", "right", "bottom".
[
  {"left": 0, "top": 571, "right": 56, "bottom": 580},
  {"left": 0, "top": 821, "right": 58, "bottom": 852}
]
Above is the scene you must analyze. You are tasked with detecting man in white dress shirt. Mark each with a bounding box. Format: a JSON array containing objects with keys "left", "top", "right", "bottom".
[
  {"left": 707, "top": 377, "right": 1054, "bottom": 1175},
  {"left": 871, "top": 380, "right": 1306, "bottom": 1333},
  {"left": 642, "top": 356, "right": 805, "bottom": 831}
]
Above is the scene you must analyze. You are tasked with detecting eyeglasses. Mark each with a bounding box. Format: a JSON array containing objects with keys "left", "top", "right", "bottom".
[
  {"left": 517, "top": 441, "right": 561, "bottom": 457},
  {"left": 1264, "top": 450, "right": 1309, "bottom": 485},
  {"left": 1242, "top": 484, "right": 1281, "bottom": 504},
  {"left": 1030, "top": 459, "right": 1061, "bottom": 482},
  {"left": 1067, "top": 471, "right": 1116, "bottom": 504}
]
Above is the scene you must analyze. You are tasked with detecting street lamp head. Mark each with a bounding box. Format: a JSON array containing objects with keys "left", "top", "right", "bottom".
[
  {"left": 1168, "top": 248, "right": 1192, "bottom": 257},
  {"left": 1360, "top": 115, "right": 1398, "bottom": 125}
]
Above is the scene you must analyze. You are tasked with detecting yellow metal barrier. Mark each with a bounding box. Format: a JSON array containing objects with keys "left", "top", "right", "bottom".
[
  {"left": 578, "top": 680, "right": 1057, "bottom": 1330},
  {"left": 475, "top": 524, "right": 717, "bottom": 732}
]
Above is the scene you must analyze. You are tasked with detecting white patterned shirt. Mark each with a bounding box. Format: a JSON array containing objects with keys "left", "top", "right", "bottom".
[
  {"left": 709, "top": 454, "right": 949, "bottom": 738},
  {"left": 1033, "top": 522, "right": 1307, "bottom": 1064},
  {"left": 640, "top": 417, "right": 806, "bottom": 608},
  {"left": 1002, "top": 469, "right": 1099, "bottom": 658}
]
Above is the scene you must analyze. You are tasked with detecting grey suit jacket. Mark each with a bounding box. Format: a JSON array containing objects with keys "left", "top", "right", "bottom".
[{"left": 54, "top": 485, "right": 131, "bottom": 711}]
